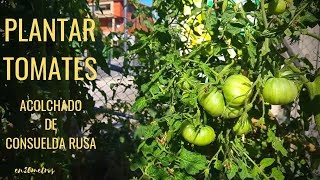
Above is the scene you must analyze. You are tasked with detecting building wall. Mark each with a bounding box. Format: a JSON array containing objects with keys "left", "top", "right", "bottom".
[
  {"left": 113, "top": 1, "right": 123, "bottom": 17},
  {"left": 88, "top": 0, "right": 151, "bottom": 35}
]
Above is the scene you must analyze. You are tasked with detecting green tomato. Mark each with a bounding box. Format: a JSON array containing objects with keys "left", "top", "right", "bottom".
[
  {"left": 269, "top": 0, "right": 287, "bottom": 15},
  {"left": 182, "top": 124, "right": 216, "bottom": 146},
  {"left": 198, "top": 85, "right": 225, "bottom": 117},
  {"left": 262, "top": 78, "right": 298, "bottom": 105},
  {"left": 222, "top": 75, "right": 252, "bottom": 107},
  {"left": 233, "top": 118, "right": 252, "bottom": 135},
  {"left": 222, "top": 106, "right": 243, "bottom": 119}
]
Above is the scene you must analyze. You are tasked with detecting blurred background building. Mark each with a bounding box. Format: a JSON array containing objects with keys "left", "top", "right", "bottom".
[{"left": 87, "top": 0, "right": 151, "bottom": 36}]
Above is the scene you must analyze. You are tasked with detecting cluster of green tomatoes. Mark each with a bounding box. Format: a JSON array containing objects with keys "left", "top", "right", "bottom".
[{"left": 182, "top": 74, "right": 299, "bottom": 146}]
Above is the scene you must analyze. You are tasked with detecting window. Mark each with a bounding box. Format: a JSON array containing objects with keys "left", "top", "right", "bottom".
[{"left": 100, "top": 4, "right": 111, "bottom": 11}]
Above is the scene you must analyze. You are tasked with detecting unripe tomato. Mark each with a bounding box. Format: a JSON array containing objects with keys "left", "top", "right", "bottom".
[
  {"left": 233, "top": 118, "right": 252, "bottom": 135},
  {"left": 269, "top": 0, "right": 287, "bottom": 15},
  {"left": 182, "top": 124, "right": 216, "bottom": 146},
  {"left": 222, "top": 75, "right": 252, "bottom": 107},
  {"left": 262, "top": 78, "right": 298, "bottom": 105},
  {"left": 222, "top": 106, "right": 243, "bottom": 119},
  {"left": 198, "top": 85, "right": 225, "bottom": 117}
]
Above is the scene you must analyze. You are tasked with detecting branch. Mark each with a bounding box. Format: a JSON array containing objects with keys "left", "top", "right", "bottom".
[{"left": 260, "top": 0, "right": 268, "bottom": 29}]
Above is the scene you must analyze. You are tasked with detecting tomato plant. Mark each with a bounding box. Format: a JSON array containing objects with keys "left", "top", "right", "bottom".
[{"left": 128, "top": 0, "right": 320, "bottom": 179}]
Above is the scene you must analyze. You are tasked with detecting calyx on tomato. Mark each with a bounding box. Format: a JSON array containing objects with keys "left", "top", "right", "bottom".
[
  {"left": 222, "top": 106, "right": 243, "bottom": 119},
  {"left": 181, "top": 123, "right": 216, "bottom": 146},
  {"left": 262, "top": 77, "right": 298, "bottom": 105},
  {"left": 233, "top": 114, "right": 252, "bottom": 135},
  {"left": 268, "top": 0, "right": 287, "bottom": 15},
  {"left": 198, "top": 84, "right": 225, "bottom": 117},
  {"left": 222, "top": 75, "right": 252, "bottom": 107}
]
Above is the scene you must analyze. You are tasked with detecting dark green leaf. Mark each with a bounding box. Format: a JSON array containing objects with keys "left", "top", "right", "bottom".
[
  {"left": 132, "top": 97, "right": 147, "bottom": 112},
  {"left": 130, "top": 156, "right": 148, "bottom": 171},
  {"left": 146, "top": 165, "right": 170, "bottom": 179},
  {"left": 175, "top": 171, "right": 195, "bottom": 180},
  {"left": 135, "top": 124, "right": 160, "bottom": 139},
  {"left": 226, "top": 24, "right": 242, "bottom": 36},
  {"left": 226, "top": 162, "right": 238, "bottom": 179},
  {"left": 272, "top": 139, "right": 288, "bottom": 157},
  {"left": 179, "top": 148, "right": 207, "bottom": 175},
  {"left": 238, "top": 160, "right": 251, "bottom": 179},
  {"left": 260, "top": 38, "right": 270, "bottom": 57},
  {"left": 271, "top": 167, "right": 285, "bottom": 180},
  {"left": 214, "top": 160, "right": 223, "bottom": 171},
  {"left": 259, "top": 158, "right": 275, "bottom": 170}
]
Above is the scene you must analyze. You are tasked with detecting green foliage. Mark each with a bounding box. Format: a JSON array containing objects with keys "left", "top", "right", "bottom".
[
  {"left": 179, "top": 148, "right": 207, "bottom": 175},
  {"left": 128, "top": 0, "right": 320, "bottom": 179}
]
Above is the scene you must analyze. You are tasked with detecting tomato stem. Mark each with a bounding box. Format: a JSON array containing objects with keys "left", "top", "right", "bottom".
[
  {"left": 260, "top": 0, "right": 268, "bottom": 29},
  {"left": 232, "top": 142, "right": 270, "bottom": 179},
  {"left": 207, "top": 146, "right": 223, "bottom": 168},
  {"left": 243, "top": 74, "right": 261, "bottom": 113}
]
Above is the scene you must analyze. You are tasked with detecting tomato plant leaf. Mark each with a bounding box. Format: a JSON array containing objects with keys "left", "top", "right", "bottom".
[
  {"left": 131, "top": 97, "right": 147, "bottom": 112},
  {"left": 160, "top": 154, "right": 175, "bottom": 167},
  {"left": 299, "top": 11, "right": 318, "bottom": 25},
  {"left": 251, "top": 166, "right": 260, "bottom": 177},
  {"left": 260, "top": 38, "right": 270, "bottom": 57},
  {"left": 221, "top": 10, "right": 236, "bottom": 23},
  {"left": 271, "top": 167, "right": 285, "bottom": 180},
  {"left": 226, "top": 24, "right": 242, "bottom": 36},
  {"left": 146, "top": 165, "right": 171, "bottom": 179},
  {"left": 238, "top": 160, "right": 252, "bottom": 179},
  {"left": 167, "top": 117, "right": 183, "bottom": 132},
  {"left": 267, "top": 129, "right": 288, "bottom": 156},
  {"left": 259, "top": 158, "right": 275, "bottom": 170},
  {"left": 130, "top": 156, "right": 148, "bottom": 171},
  {"left": 226, "top": 162, "right": 238, "bottom": 179},
  {"left": 205, "top": 11, "right": 217, "bottom": 29},
  {"left": 178, "top": 148, "right": 207, "bottom": 175},
  {"left": 214, "top": 160, "right": 223, "bottom": 170},
  {"left": 247, "top": 41, "right": 257, "bottom": 68},
  {"left": 135, "top": 124, "right": 160, "bottom": 140},
  {"left": 175, "top": 171, "right": 195, "bottom": 180}
]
